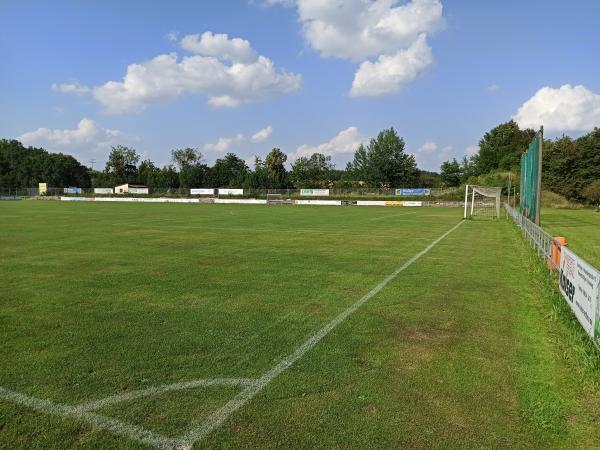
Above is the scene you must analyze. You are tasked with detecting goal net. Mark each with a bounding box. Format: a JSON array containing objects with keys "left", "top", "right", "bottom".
[
  {"left": 463, "top": 185, "right": 501, "bottom": 219},
  {"left": 267, "top": 193, "right": 283, "bottom": 205}
]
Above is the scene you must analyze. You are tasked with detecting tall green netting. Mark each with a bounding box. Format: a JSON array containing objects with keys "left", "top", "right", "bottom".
[{"left": 520, "top": 130, "right": 542, "bottom": 224}]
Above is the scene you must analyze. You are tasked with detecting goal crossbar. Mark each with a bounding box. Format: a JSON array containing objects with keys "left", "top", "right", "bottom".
[{"left": 463, "top": 185, "right": 501, "bottom": 219}]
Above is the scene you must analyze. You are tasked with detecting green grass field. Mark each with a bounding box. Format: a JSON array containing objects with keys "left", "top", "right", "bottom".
[
  {"left": 541, "top": 208, "right": 600, "bottom": 267},
  {"left": 2, "top": 201, "right": 600, "bottom": 449}
]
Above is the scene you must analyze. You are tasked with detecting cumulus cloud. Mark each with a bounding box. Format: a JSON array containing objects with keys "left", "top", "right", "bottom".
[
  {"left": 487, "top": 84, "right": 500, "bottom": 92},
  {"left": 266, "top": 0, "right": 443, "bottom": 96},
  {"left": 165, "top": 31, "right": 179, "bottom": 42},
  {"left": 465, "top": 144, "right": 478, "bottom": 156},
  {"left": 350, "top": 34, "right": 432, "bottom": 97},
  {"left": 181, "top": 31, "right": 257, "bottom": 63},
  {"left": 251, "top": 125, "right": 273, "bottom": 143},
  {"left": 203, "top": 133, "right": 245, "bottom": 152},
  {"left": 290, "top": 126, "right": 365, "bottom": 161},
  {"left": 513, "top": 84, "right": 600, "bottom": 132},
  {"left": 203, "top": 124, "right": 273, "bottom": 151},
  {"left": 410, "top": 140, "right": 454, "bottom": 171},
  {"left": 51, "top": 81, "right": 90, "bottom": 95},
  {"left": 18, "top": 118, "right": 139, "bottom": 161},
  {"left": 55, "top": 32, "right": 301, "bottom": 113}
]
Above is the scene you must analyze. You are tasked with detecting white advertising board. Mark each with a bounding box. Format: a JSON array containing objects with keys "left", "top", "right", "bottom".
[
  {"left": 559, "top": 247, "right": 600, "bottom": 338},
  {"left": 94, "top": 188, "right": 113, "bottom": 194},
  {"left": 128, "top": 187, "right": 149, "bottom": 194},
  {"left": 403, "top": 201, "right": 423, "bottom": 206},
  {"left": 356, "top": 200, "right": 386, "bottom": 206},
  {"left": 295, "top": 200, "right": 341, "bottom": 206},
  {"left": 60, "top": 197, "right": 200, "bottom": 203},
  {"left": 214, "top": 198, "right": 266, "bottom": 204},
  {"left": 300, "top": 189, "right": 330, "bottom": 196},
  {"left": 190, "top": 188, "right": 214, "bottom": 195},
  {"left": 218, "top": 188, "right": 244, "bottom": 196}
]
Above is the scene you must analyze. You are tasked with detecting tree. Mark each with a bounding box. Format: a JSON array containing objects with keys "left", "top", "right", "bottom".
[
  {"left": 264, "top": 148, "right": 288, "bottom": 188},
  {"left": 348, "top": 128, "right": 418, "bottom": 187},
  {"left": 171, "top": 148, "right": 203, "bottom": 170},
  {"left": 440, "top": 158, "right": 463, "bottom": 187},
  {"left": 289, "top": 153, "right": 334, "bottom": 188},
  {"left": 475, "top": 120, "right": 535, "bottom": 174},
  {"left": 583, "top": 180, "right": 600, "bottom": 205},
  {"left": 209, "top": 153, "right": 248, "bottom": 187},
  {"left": 105, "top": 145, "right": 140, "bottom": 184},
  {"left": 0, "top": 139, "right": 90, "bottom": 188}
]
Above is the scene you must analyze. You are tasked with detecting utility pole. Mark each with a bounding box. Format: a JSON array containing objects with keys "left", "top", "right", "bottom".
[{"left": 89, "top": 158, "right": 96, "bottom": 171}]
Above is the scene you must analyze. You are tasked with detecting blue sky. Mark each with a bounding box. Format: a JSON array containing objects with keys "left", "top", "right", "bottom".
[{"left": 2, "top": 0, "right": 599, "bottom": 171}]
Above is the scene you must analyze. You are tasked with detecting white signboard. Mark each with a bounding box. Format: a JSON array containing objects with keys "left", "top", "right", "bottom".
[
  {"left": 403, "top": 201, "right": 423, "bottom": 206},
  {"left": 559, "top": 247, "right": 600, "bottom": 338},
  {"left": 300, "top": 189, "right": 330, "bottom": 196},
  {"left": 295, "top": 200, "right": 341, "bottom": 206},
  {"left": 94, "top": 188, "right": 113, "bottom": 194},
  {"left": 190, "top": 188, "right": 214, "bottom": 195},
  {"left": 128, "top": 187, "right": 149, "bottom": 194},
  {"left": 218, "top": 188, "right": 244, "bottom": 196},
  {"left": 60, "top": 197, "right": 200, "bottom": 203},
  {"left": 356, "top": 200, "right": 386, "bottom": 206},
  {"left": 214, "top": 198, "right": 266, "bottom": 204}
]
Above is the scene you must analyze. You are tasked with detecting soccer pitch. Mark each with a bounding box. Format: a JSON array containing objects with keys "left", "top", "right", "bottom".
[{"left": 2, "top": 201, "right": 600, "bottom": 449}]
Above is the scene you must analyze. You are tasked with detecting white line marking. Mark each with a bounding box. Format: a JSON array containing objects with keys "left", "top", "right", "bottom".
[
  {"left": 0, "top": 386, "right": 176, "bottom": 449},
  {"left": 178, "top": 220, "right": 464, "bottom": 447},
  {"left": 75, "top": 378, "right": 256, "bottom": 412}
]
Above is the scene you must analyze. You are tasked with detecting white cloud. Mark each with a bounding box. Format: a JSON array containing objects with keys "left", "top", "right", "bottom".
[
  {"left": 51, "top": 81, "right": 90, "bottom": 95},
  {"left": 265, "top": 0, "right": 443, "bottom": 96},
  {"left": 18, "top": 118, "right": 139, "bottom": 161},
  {"left": 513, "top": 84, "right": 600, "bottom": 132},
  {"left": 56, "top": 32, "right": 301, "bottom": 114},
  {"left": 165, "top": 31, "right": 179, "bottom": 42},
  {"left": 181, "top": 31, "right": 257, "bottom": 63},
  {"left": 350, "top": 33, "right": 432, "bottom": 97},
  {"left": 251, "top": 125, "right": 273, "bottom": 143},
  {"left": 203, "top": 133, "right": 245, "bottom": 152},
  {"left": 410, "top": 140, "right": 454, "bottom": 171},
  {"left": 487, "top": 84, "right": 500, "bottom": 92},
  {"left": 290, "top": 126, "right": 365, "bottom": 160}
]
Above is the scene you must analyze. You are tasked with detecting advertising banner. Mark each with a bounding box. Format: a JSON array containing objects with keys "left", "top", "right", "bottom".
[
  {"left": 559, "top": 247, "right": 600, "bottom": 338},
  {"left": 300, "top": 189, "right": 330, "bottom": 196},
  {"left": 295, "top": 200, "right": 341, "bottom": 206},
  {"left": 214, "top": 198, "right": 266, "bottom": 204},
  {"left": 39, "top": 183, "right": 47, "bottom": 195},
  {"left": 218, "top": 188, "right": 244, "bottom": 196},
  {"left": 356, "top": 200, "right": 386, "bottom": 206},
  {"left": 94, "top": 188, "right": 113, "bottom": 194},
  {"left": 128, "top": 187, "right": 149, "bottom": 194},
  {"left": 396, "top": 188, "right": 430, "bottom": 196},
  {"left": 64, "top": 187, "right": 82, "bottom": 194},
  {"left": 190, "top": 188, "right": 215, "bottom": 195},
  {"left": 403, "top": 201, "right": 423, "bottom": 206},
  {"left": 385, "top": 201, "right": 404, "bottom": 206}
]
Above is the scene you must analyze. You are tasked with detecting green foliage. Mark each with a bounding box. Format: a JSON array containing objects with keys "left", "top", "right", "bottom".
[
  {"left": 439, "top": 158, "right": 463, "bottom": 186},
  {"left": 543, "top": 129, "right": 600, "bottom": 203},
  {"left": 289, "top": 152, "right": 334, "bottom": 188},
  {"left": 583, "top": 181, "right": 600, "bottom": 205},
  {"left": 210, "top": 153, "right": 248, "bottom": 187},
  {"left": 347, "top": 128, "right": 418, "bottom": 187},
  {"left": 0, "top": 139, "right": 90, "bottom": 188},
  {"left": 105, "top": 145, "right": 140, "bottom": 185},
  {"left": 474, "top": 120, "right": 535, "bottom": 174}
]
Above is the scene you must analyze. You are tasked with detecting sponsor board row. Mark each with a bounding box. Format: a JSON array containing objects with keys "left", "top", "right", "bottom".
[
  {"left": 558, "top": 247, "right": 600, "bottom": 343},
  {"left": 60, "top": 197, "right": 424, "bottom": 207}
]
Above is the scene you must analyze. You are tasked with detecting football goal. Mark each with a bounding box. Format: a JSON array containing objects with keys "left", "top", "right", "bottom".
[
  {"left": 463, "top": 185, "right": 501, "bottom": 219},
  {"left": 267, "top": 193, "right": 283, "bottom": 205}
]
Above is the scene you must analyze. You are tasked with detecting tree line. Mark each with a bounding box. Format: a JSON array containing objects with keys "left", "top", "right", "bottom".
[
  {"left": 2, "top": 122, "right": 598, "bottom": 203},
  {"left": 438, "top": 120, "right": 600, "bottom": 204},
  {"left": 1, "top": 128, "right": 438, "bottom": 190}
]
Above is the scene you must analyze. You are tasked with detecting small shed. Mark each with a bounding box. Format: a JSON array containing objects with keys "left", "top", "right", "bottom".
[{"left": 115, "top": 184, "right": 149, "bottom": 194}]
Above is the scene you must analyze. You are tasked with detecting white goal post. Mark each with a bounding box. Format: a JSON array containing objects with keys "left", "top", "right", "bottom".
[
  {"left": 463, "top": 185, "right": 501, "bottom": 219},
  {"left": 267, "top": 193, "right": 283, "bottom": 204}
]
